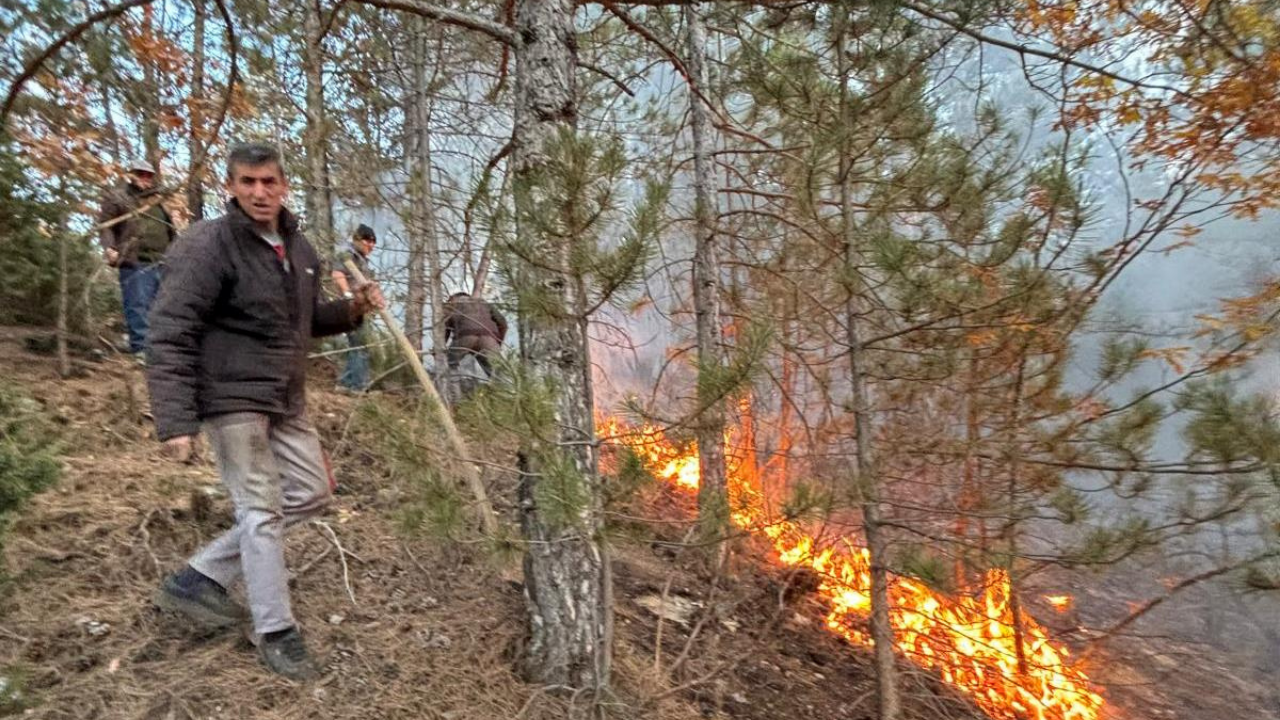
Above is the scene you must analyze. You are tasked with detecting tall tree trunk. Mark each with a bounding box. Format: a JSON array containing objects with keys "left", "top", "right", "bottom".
[
  {"left": 140, "top": 7, "right": 161, "bottom": 173},
  {"left": 512, "top": 0, "right": 610, "bottom": 692},
  {"left": 404, "top": 22, "right": 446, "bottom": 361},
  {"left": 404, "top": 19, "right": 427, "bottom": 352},
  {"left": 187, "top": 0, "right": 206, "bottom": 221},
  {"left": 837, "top": 17, "right": 901, "bottom": 720},
  {"left": 1005, "top": 353, "right": 1029, "bottom": 677},
  {"left": 955, "top": 351, "right": 981, "bottom": 587},
  {"left": 302, "top": 0, "right": 335, "bottom": 255},
  {"left": 685, "top": 4, "right": 728, "bottom": 549}
]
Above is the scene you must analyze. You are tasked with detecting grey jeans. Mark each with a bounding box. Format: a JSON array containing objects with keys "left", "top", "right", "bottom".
[{"left": 189, "top": 412, "right": 332, "bottom": 634}]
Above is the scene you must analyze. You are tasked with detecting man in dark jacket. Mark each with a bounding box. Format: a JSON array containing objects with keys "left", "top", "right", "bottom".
[
  {"left": 99, "top": 160, "right": 175, "bottom": 356},
  {"left": 443, "top": 291, "right": 507, "bottom": 378},
  {"left": 145, "top": 142, "right": 384, "bottom": 681},
  {"left": 330, "top": 224, "right": 377, "bottom": 391}
]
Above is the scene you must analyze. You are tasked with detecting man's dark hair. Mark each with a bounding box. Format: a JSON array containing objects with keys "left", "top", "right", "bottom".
[
  {"left": 226, "top": 142, "right": 284, "bottom": 180},
  {"left": 354, "top": 224, "right": 376, "bottom": 241}
]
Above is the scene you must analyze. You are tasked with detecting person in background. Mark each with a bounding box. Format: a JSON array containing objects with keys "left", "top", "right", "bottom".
[
  {"left": 146, "top": 141, "right": 384, "bottom": 681},
  {"left": 330, "top": 224, "right": 377, "bottom": 392},
  {"left": 443, "top": 291, "right": 507, "bottom": 379},
  {"left": 99, "top": 160, "right": 175, "bottom": 358}
]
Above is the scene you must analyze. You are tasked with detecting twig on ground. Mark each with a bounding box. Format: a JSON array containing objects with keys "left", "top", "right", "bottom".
[
  {"left": 294, "top": 544, "right": 334, "bottom": 577},
  {"left": 401, "top": 542, "right": 436, "bottom": 592},
  {"left": 136, "top": 509, "right": 162, "bottom": 577},
  {"left": 314, "top": 520, "right": 358, "bottom": 605}
]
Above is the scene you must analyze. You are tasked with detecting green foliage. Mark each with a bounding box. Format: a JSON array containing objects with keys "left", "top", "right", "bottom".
[
  {"left": 895, "top": 544, "right": 954, "bottom": 594},
  {"left": 604, "top": 447, "right": 654, "bottom": 510},
  {"left": 778, "top": 479, "right": 834, "bottom": 523},
  {"left": 498, "top": 130, "right": 668, "bottom": 321},
  {"left": 696, "top": 320, "right": 773, "bottom": 406},
  {"left": 530, "top": 447, "right": 592, "bottom": 532},
  {"left": 0, "top": 141, "right": 109, "bottom": 334},
  {"left": 1066, "top": 518, "right": 1154, "bottom": 566},
  {"left": 0, "top": 383, "right": 61, "bottom": 560},
  {"left": 350, "top": 399, "right": 466, "bottom": 541},
  {"left": 1177, "top": 378, "right": 1280, "bottom": 469},
  {"left": 1047, "top": 487, "right": 1089, "bottom": 525},
  {"left": 0, "top": 665, "right": 32, "bottom": 715},
  {"left": 1097, "top": 337, "right": 1149, "bottom": 383},
  {"left": 457, "top": 357, "right": 595, "bottom": 532}
]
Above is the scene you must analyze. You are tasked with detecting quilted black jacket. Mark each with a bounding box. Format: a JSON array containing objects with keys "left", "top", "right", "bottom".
[{"left": 146, "top": 200, "right": 360, "bottom": 440}]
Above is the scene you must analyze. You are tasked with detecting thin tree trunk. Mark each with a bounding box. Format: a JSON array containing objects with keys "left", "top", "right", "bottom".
[
  {"left": 403, "top": 19, "right": 429, "bottom": 352},
  {"left": 56, "top": 220, "right": 70, "bottom": 378},
  {"left": 404, "top": 22, "right": 447, "bottom": 362},
  {"left": 423, "top": 35, "right": 446, "bottom": 373},
  {"left": 1005, "top": 354, "right": 1029, "bottom": 677},
  {"left": 471, "top": 168, "right": 510, "bottom": 297},
  {"left": 302, "top": 0, "right": 335, "bottom": 255},
  {"left": 685, "top": 4, "right": 727, "bottom": 549},
  {"left": 140, "top": 7, "right": 161, "bottom": 173},
  {"left": 837, "top": 16, "right": 900, "bottom": 720},
  {"left": 187, "top": 0, "right": 206, "bottom": 221},
  {"left": 513, "top": 0, "right": 610, "bottom": 692},
  {"left": 956, "top": 351, "right": 980, "bottom": 586}
]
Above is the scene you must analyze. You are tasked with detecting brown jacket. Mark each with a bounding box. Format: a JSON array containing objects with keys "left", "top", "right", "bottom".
[
  {"left": 98, "top": 181, "right": 175, "bottom": 266},
  {"left": 443, "top": 295, "right": 507, "bottom": 344}
]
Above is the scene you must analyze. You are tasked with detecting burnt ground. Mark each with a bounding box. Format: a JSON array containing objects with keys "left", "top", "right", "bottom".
[{"left": 0, "top": 324, "right": 1269, "bottom": 720}]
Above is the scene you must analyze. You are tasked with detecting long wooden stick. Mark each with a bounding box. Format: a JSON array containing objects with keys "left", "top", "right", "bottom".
[{"left": 344, "top": 259, "right": 499, "bottom": 537}]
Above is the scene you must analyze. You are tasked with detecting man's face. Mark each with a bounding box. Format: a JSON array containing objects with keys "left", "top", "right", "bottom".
[
  {"left": 227, "top": 162, "right": 288, "bottom": 225},
  {"left": 131, "top": 171, "right": 155, "bottom": 190},
  {"left": 356, "top": 236, "right": 376, "bottom": 257}
]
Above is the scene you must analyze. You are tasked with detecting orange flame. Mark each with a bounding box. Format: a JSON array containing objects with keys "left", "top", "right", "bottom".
[
  {"left": 601, "top": 418, "right": 1103, "bottom": 720},
  {"left": 1045, "top": 595, "right": 1073, "bottom": 612}
]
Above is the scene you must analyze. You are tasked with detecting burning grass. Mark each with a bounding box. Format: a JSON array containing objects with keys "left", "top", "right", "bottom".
[{"left": 601, "top": 417, "right": 1104, "bottom": 720}]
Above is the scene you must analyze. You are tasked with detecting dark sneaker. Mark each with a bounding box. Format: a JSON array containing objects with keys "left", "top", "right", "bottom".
[
  {"left": 153, "top": 566, "right": 247, "bottom": 629},
  {"left": 258, "top": 627, "right": 320, "bottom": 681}
]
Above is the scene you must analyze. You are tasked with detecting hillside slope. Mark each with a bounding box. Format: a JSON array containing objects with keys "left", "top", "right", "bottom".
[{"left": 0, "top": 327, "right": 988, "bottom": 720}]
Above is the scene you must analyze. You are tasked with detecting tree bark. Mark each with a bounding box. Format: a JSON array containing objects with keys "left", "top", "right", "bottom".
[
  {"left": 685, "top": 4, "right": 728, "bottom": 549},
  {"left": 837, "top": 15, "right": 900, "bottom": 720},
  {"left": 302, "top": 0, "right": 335, "bottom": 255},
  {"left": 512, "top": 0, "right": 610, "bottom": 692},
  {"left": 403, "top": 18, "right": 432, "bottom": 352},
  {"left": 186, "top": 0, "right": 206, "bottom": 221},
  {"left": 187, "top": 0, "right": 206, "bottom": 221},
  {"left": 56, "top": 217, "right": 70, "bottom": 378},
  {"left": 1005, "top": 354, "right": 1029, "bottom": 677},
  {"left": 139, "top": 7, "right": 161, "bottom": 173}
]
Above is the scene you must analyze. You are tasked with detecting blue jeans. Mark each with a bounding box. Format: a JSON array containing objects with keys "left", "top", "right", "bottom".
[
  {"left": 119, "top": 263, "right": 162, "bottom": 354},
  {"left": 339, "top": 332, "right": 370, "bottom": 390}
]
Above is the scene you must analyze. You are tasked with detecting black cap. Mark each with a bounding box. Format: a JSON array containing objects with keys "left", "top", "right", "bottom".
[{"left": 354, "top": 224, "right": 376, "bottom": 241}]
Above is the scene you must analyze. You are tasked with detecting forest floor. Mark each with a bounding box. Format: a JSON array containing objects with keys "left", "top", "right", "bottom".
[{"left": 0, "top": 324, "right": 1271, "bottom": 720}]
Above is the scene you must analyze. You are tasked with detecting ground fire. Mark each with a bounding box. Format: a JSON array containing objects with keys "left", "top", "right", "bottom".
[{"left": 601, "top": 418, "right": 1104, "bottom": 720}]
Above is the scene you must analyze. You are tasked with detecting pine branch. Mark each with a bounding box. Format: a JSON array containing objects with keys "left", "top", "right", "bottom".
[
  {"left": 348, "top": 0, "right": 516, "bottom": 43},
  {"left": 1, "top": 0, "right": 157, "bottom": 126}
]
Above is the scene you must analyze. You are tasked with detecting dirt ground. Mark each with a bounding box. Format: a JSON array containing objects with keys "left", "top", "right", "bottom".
[
  {"left": 0, "top": 327, "right": 986, "bottom": 720},
  {"left": 0, "top": 325, "right": 1269, "bottom": 720}
]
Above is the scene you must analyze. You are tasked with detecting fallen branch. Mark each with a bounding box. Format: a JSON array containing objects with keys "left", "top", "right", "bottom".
[
  {"left": 136, "top": 509, "right": 163, "bottom": 578},
  {"left": 313, "top": 520, "right": 358, "bottom": 605},
  {"left": 294, "top": 544, "right": 334, "bottom": 577}
]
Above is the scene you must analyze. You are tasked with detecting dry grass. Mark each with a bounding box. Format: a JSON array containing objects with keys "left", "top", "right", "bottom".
[{"left": 0, "top": 327, "right": 986, "bottom": 720}]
